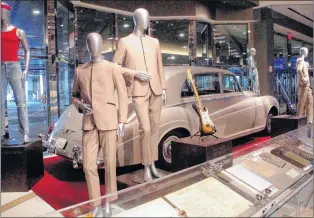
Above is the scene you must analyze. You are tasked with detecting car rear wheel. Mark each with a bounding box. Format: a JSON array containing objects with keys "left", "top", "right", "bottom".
[{"left": 157, "top": 130, "right": 186, "bottom": 171}]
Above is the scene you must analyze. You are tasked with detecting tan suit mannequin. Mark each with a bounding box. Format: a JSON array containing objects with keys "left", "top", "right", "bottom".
[
  {"left": 72, "top": 33, "right": 142, "bottom": 217},
  {"left": 113, "top": 8, "right": 166, "bottom": 181},
  {"left": 296, "top": 47, "right": 313, "bottom": 126}
]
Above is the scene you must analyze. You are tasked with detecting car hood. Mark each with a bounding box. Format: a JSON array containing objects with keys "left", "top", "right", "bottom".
[
  {"left": 51, "top": 103, "right": 137, "bottom": 143},
  {"left": 243, "top": 91, "right": 258, "bottom": 97},
  {"left": 51, "top": 105, "right": 83, "bottom": 143}
]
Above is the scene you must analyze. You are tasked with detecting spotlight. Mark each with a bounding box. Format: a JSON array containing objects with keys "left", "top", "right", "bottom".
[
  {"left": 123, "top": 24, "right": 130, "bottom": 28},
  {"left": 179, "top": 33, "right": 185, "bottom": 38},
  {"left": 32, "top": 9, "right": 40, "bottom": 15}
]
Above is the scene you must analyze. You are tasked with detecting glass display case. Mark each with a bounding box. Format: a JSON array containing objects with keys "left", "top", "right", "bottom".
[{"left": 41, "top": 129, "right": 313, "bottom": 217}]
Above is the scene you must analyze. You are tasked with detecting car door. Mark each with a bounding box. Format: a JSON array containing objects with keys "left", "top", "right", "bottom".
[
  {"left": 181, "top": 72, "right": 228, "bottom": 138},
  {"left": 221, "top": 74, "right": 256, "bottom": 138}
]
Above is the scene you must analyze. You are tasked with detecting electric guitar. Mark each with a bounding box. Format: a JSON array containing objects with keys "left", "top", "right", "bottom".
[{"left": 187, "top": 69, "right": 216, "bottom": 135}]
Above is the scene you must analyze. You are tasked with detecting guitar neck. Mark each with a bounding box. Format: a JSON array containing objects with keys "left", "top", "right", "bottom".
[{"left": 188, "top": 70, "right": 204, "bottom": 110}]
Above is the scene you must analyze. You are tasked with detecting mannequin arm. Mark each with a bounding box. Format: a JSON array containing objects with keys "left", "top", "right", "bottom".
[
  {"left": 113, "top": 65, "right": 128, "bottom": 123},
  {"left": 113, "top": 39, "right": 126, "bottom": 66},
  {"left": 156, "top": 39, "right": 166, "bottom": 90},
  {"left": 17, "top": 29, "right": 30, "bottom": 79}
]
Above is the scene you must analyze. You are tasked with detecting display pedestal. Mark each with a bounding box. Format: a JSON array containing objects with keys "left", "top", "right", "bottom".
[
  {"left": 271, "top": 115, "right": 307, "bottom": 138},
  {"left": 171, "top": 136, "right": 232, "bottom": 172},
  {"left": 1, "top": 139, "right": 44, "bottom": 192}
]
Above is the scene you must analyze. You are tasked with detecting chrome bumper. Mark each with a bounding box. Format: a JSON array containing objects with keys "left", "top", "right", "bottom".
[{"left": 38, "top": 134, "right": 83, "bottom": 169}]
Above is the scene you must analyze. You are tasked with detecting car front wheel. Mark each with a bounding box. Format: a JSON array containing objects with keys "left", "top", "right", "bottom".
[
  {"left": 157, "top": 130, "right": 186, "bottom": 171},
  {"left": 265, "top": 112, "right": 274, "bottom": 134}
]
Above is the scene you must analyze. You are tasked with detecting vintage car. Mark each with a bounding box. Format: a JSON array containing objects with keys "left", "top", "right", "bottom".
[{"left": 41, "top": 66, "right": 279, "bottom": 170}]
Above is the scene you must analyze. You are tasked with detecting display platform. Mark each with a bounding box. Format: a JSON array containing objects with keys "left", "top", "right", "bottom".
[
  {"left": 1, "top": 139, "right": 44, "bottom": 192},
  {"left": 271, "top": 115, "right": 306, "bottom": 138},
  {"left": 40, "top": 128, "right": 313, "bottom": 218},
  {"left": 171, "top": 136, "right": 232, "bottom": 172}
]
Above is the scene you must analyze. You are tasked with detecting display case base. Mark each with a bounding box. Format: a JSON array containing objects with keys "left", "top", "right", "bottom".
[
  {"left": 171, "top": 136, "right": 232, "bottom": 172},
  {"left": 271, "top": 115, "right": 307, "bottom": 138},
  {"left": 1, "top": 139, "right": 44, "bottom": 192}
]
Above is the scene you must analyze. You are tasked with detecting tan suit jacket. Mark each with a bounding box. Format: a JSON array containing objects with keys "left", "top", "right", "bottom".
[
  {"left": 72, "top": 60, "right": 134, "bottom": 131},
  {"left": 297, "top": 58, "right": 310, "bottom": 87},
  {"left": 113, "top": 33, "right": 166, "bottom": 97}
]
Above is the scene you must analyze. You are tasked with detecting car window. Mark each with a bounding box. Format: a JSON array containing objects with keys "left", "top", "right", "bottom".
[
  {"left": 181, "top": 73, "right": 220, "bottom": 97},
  {"left": 222, "top": 74, "right": 240, "bottom": 93}
]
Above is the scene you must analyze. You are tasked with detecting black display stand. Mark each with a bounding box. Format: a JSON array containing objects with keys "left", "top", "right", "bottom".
[
  {"left": 271, "top": 115, "right": 307, "bottom": 138},
  {"left": 171, "top": 136, "right": 232, "bottom": 172},
  {"left": 1, "top": 139, "right": 44, "bottom": 192}
]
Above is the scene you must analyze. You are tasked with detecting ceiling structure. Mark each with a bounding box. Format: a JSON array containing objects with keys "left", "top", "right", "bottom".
[{"left": 256, "top": 1, "right": 313, "bottom": 27}]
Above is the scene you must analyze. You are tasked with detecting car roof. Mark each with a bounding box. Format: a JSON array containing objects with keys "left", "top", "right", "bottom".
[
  {"left": 162, "top": 65, "right": 235, "bottom": 104},
  {"left": 163, "top": 65, "right": 233, "bottom": 80}
]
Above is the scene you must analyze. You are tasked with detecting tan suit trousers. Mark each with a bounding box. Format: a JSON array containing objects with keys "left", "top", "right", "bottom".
[
  {"left": 297, "top": 86, "right": 313, "bottom": 124},
  {"left": 82, "top": 128, "right": 117, "bottom": 206},
  {"left": 133, "top": 87, "right": 162, "bottom": 165}
]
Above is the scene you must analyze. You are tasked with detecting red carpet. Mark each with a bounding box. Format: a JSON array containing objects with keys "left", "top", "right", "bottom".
[
  {"left": 32, "top": 134, "right": 271, "bottom": 211},
  {"left": 32, "top": 156, "right": 106, "bottom": 210}
]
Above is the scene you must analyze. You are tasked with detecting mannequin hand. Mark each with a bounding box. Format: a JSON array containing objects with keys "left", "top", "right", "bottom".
[
  {"left": 162, "top": 89, "right": 167, "bottom": 104},
  {"left": 22, "top": 70, "right": 28, "bottom": 82},
  {"left": 117, "top": 123, "right": 125, "bottom": 137},
  {"left": 135, "top": 72, "right": 151, "bottom": 81},
  {"left": 79, "top": 103, "right": 93, "bottom": 115}
]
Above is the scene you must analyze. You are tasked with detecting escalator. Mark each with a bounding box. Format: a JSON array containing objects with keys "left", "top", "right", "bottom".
[{"left": 274, "top": 76, "right": 296, "bottom": 115}]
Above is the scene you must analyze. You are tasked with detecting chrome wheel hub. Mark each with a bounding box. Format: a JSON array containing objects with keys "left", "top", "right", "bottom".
[
  {"left": 162, "top": 135, "right": 179, "bottom": 164},
  {"left": 267, "top": 114, "right": 273, "bottom": 132}
]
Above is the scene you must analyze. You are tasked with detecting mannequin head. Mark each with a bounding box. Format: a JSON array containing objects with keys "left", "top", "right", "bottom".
[
  {"left": 86, "top": 32, "right": 103, "bottom": 62},
  {"left": 1, "top": 3, "right": 11, "bottom": 21},
  {"left": 300, "top": 47, "right": 308, "bottom": 58},
  {"left": 249, "top": 48, "right": 256, "bottom": 56},
  {"left": 133, "top": 8, "right": 150, "bottom": 33}
]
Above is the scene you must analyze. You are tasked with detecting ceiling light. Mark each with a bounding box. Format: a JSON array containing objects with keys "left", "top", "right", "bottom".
[
  {"left": 123, "top": 24, "right": 130, "bottom": 28},
  {"left": 248, "top": 30, "right": 251, "bottom": 33},
  {"left": 32, "top": 9, "right": 40, "bottom": 15},
  {"left": 60, "top": 24, "right": 64, "bottom": 27},
  {"left": 234, "top": 26, "right": 236, "bottom": 28},
  {"left": 183, "top": 46, "right": 187, "bottom": 49},
  {"left": 179, "top": 33, "right": 185, "bottom": 37},
  {"left": 123, "top": 18, "right": 126, "bottom": 20},
  {"left": 243, "top": 32, "right": 246, "bottom": 35}
]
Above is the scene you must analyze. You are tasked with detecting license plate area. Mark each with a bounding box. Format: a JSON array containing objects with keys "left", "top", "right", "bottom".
[{"left": 54, "top": 137, "right": 68, "bottom": 149}]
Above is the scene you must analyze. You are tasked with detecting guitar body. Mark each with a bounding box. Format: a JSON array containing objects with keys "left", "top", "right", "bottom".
[{"left": 192, "top": 103, "right": 215, "bottom": 135}]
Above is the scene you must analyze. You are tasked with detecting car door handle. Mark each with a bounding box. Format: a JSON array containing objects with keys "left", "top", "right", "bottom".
[{"left": 214, "top": 96, "right": 229, "bottom": 100}]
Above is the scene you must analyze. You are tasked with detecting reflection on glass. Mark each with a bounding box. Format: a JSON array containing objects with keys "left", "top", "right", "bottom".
[
  {"left": 76, "top": 7, "right": 114, "bottom": 63},
  {"left": 5, "top": 0, "right": 48, "bottom": 138},
  {"left": 117, "top": 15, "right": 134, "bottom": 39},
  {"left": 151, "top": 20, "right": 189, "bottom": 65},
  {"left": 213, "top": 24, "right": 248, "bottom": 67},
  {"left": 196, "top": 22, "right": 213, "bottom": 66},
  {"left": 56, "top": 0, "right": 74, "bottom": 114}
]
